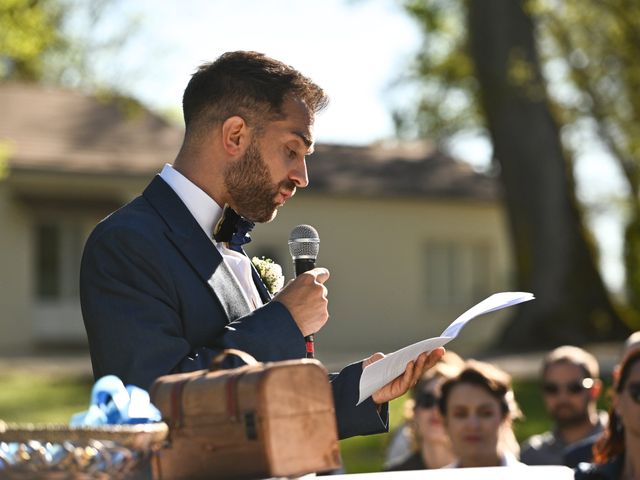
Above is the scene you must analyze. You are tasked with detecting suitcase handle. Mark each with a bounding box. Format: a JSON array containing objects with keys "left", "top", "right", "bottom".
[{"left": 210, "top": 349, "right": 259, "bottom": 371}]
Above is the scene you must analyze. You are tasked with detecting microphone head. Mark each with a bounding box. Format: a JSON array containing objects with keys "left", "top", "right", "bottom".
[{"left": 288, "top": 224, "right": 320, "bottom": 260}]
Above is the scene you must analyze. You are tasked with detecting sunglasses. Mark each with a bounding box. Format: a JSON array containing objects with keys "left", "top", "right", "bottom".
[
  {"left": 626, "top": 383, "right": 640, "bottom": 404},
  {"left": 415, "top": 391, "right": 439, "bottom": 409},
  {"left": 542, "top": 378, "right": 594, "bottom": 396}
]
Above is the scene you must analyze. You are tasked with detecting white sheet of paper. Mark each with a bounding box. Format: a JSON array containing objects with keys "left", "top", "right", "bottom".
[{"left": 357, "top": 291, "right": 534, "bottom": 405}]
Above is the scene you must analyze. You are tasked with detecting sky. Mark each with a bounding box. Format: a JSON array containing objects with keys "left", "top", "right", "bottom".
[
  {"left": 95, "top": 0, "right": 626, "bottom": 292},
  {"left": 111, "top": 0, "right": 429, "bottom": 145}
]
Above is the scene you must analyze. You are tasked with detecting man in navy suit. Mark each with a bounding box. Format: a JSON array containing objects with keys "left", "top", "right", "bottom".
[{"left": 80, "top": 51, "right": 443, "bottom": 439}]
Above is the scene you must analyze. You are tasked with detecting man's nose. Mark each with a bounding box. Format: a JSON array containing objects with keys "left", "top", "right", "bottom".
[{"left": 289, "top": 157, "right": 309, "bottom": 188}]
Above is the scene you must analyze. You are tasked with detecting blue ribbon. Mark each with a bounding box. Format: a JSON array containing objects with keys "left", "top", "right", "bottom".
[{"left": 70, "top": 375, "right": 161, "bottom": 426}]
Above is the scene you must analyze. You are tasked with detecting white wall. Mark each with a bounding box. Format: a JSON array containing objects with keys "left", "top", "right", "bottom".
[
  {"left": 0, "top": 171, "right": 148, "bottom": 352},
  {"left": 249, "top": 192, "right": 514, "bottom": 366},
  {"left": 0, "top": 182, "right": 33, "bottom": 352},
  {"left": 0, "top": 171, "right": 514, "bottom": 363}
]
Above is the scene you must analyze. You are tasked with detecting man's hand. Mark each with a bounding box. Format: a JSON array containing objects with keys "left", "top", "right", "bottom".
[
  {"left": 364, "top": 347, "right": 446, "bottom": 405},
  {"left": 273, "top": 267, "right": 330, "bottom": 337}
]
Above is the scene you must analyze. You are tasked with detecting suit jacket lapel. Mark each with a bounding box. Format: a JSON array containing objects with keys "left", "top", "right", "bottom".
[
  {"left": 142, "top": 175, "right": 253, "bottom": 321},
  {"left": 208, "top": 262, "right": 254, "bottom": 320}
]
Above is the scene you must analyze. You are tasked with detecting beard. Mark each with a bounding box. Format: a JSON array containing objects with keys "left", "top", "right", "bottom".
[
  {"left": 551, "top": 404, "right": 590, "bottom": 429},
  {"left": 224, "top": 137, "right": 296, "bottom": 223}
]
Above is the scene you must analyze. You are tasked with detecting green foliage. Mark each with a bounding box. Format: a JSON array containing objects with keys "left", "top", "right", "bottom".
[
  {"left": 531, "top": 0, "right": 640, "bottom": 311},
  {"left": 0, "top": 0, "right": 64, "bottom": 80},
  {"left": 400, "top": 0, "right": 640, "bottom": 321},
  {"left": 531, "top": 0, "right": 640, "bottom": 169},
  {"left": 0, "top": 0, "right": 141, "bottom": 93},
  {"left": 0, "top": 0, "right": 153, "bottom": 122},
  {"left": 396, "top": 0, "right": 483, "bottom": 143},
  {"left": 400, "top": 0, "right": 640, "bottom": 166}
]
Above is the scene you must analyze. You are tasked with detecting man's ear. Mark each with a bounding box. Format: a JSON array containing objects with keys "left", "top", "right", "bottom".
[{"left": 221, "top": 116, "right": 248, "bottom": 156}]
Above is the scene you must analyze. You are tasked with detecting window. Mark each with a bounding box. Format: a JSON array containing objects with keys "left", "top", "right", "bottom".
[
  {"left": 23, "top": 195, "right": 120, "bottom": 344},
  {"left": 32, "top": 216, "right": 97, "bottom": 343},
  {"left": 34, "top": 220, "right": 84, "bottom": 300},
  {"left": 35, "top": 224, "right": 60, "bottom": 298},
  {"left": 425, "top": 240, "right": 492, "bottom": 307}
]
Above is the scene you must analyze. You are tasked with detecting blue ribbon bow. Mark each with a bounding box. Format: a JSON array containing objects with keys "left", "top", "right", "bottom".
[{"left": 69, "top": 375, "right": 161, "bottom": 426}]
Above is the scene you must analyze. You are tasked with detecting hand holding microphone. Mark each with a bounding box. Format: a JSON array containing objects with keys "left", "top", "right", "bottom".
[{"left": 273, "top": 225, "right": 327, "bottom": 358}]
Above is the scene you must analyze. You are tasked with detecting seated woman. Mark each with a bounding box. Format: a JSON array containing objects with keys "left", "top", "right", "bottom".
[
  {"left": 438, "top": 360, "right": 524, "bottom": 468},
  {"left": 575, "top": 349, "right": 640, "bottom": 479},
  {"left": 384, "top": 351, "right": 464, "bottom": 471}
]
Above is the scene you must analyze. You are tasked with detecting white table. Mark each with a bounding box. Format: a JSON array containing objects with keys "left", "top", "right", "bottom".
[{"left": 288, "top": 466, "right": 575, "bottom": 479}]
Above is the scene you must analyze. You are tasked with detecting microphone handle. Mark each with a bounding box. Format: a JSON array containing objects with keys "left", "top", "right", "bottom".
[
  {"left": 294, "top": 258, "right": 317, "bottom": 358},
  {"left": 294, "top": 258, "right": 316, "bottom": 276}
]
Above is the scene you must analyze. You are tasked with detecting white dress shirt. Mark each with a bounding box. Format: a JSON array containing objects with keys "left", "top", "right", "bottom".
[{"left": 159, "top": 164, "right": 263, "bottom": 310}]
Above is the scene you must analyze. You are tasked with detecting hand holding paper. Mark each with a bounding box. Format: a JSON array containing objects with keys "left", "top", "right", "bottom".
[
  {"left": 358, "top": 291, "right": 535, "bottom": 405},
  {"left": 363, "top": 348, "right": 445, "bottom": 405}
]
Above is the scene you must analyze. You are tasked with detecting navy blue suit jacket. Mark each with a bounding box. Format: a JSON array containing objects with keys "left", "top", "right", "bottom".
[{"left": 80, "top": 175, "right": 387, "bottom": 439}]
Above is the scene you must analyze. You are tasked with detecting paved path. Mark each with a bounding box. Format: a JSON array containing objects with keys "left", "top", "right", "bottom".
[{"left": 0, "top": 353, "right": 93, "bottom": 377}]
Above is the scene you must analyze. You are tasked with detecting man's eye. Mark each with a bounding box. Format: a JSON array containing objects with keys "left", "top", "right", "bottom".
[{"left": 288, "top": 149, "right": 297, "bottom": 159}]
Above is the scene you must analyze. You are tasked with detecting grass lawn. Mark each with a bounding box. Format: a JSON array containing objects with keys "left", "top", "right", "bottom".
[
  {"left": 0, "top": 373, "right": 561, "bottom": 474},
  {"left": 0, "top": 373, "right": 93, "bottom": 424}
]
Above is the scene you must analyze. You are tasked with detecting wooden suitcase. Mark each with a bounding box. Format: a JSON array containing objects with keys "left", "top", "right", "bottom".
[{"left": 149, "top": 349, "right": 341, "bottom": 479}]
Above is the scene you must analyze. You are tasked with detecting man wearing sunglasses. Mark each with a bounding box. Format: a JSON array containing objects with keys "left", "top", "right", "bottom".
[{"left": 520, "top": 345, "right": 605, "bottom": 466}]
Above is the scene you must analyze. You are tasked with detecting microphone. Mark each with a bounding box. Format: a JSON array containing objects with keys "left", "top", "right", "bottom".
[{"left": 288, "top": 224, "right": 320, "bottom": 359}]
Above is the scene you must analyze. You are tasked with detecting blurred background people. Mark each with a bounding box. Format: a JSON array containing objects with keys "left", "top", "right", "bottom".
[
  {"left": 574, "top": 349, "right": 640, "bottom": 479},
  {"left": 438, "top": 360, "right": 524, "bottom": 468},
  {"left": 613, "top": 331, "right": 640, "bottom": 382},
  {"left": 565, "top": 331, "right": 640, "bottom": 467},
  {"left": 521, "top": 345, "right": 606, "bottom": 466},
  {"left": 384, "top": 351, "right": 464, "bottom": 471}
]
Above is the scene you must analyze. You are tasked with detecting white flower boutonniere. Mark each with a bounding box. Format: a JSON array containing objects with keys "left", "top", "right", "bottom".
[{"left": 251, "top": 256, "right": 285, "bottom": 295}]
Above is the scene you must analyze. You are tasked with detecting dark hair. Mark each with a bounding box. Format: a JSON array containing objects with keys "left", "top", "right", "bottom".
[
  {"left": 182, "top": 51, "right": 328, "bottom": 136},
  {"left": 593, "top": 350, "right": 640, "bottom": 463},
  {"left": 541, "top": 345, "right": 600, "bottom": 380},
  {"left": 438, "top": 360, "right": 520, "bottom": 420}
]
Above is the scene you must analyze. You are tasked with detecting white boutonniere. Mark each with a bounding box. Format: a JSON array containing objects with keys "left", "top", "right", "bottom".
[{"left": 251, "top": 256, "right": 285, "bottom": 295}]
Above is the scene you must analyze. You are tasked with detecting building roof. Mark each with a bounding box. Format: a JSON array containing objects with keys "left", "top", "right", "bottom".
[
  {"left": 0, "top": 83, "right": 498, "bottom": 199},
  {"left": 0, "top": 83, "right": 183, "bottom": 175},
  {"left": 309, "top": 143, "right": 497, "bottom": 199}
]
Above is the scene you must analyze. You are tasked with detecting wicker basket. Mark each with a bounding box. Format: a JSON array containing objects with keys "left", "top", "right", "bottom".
[{"left": 0, "top": 420, "right": 168, "bottom": 479}]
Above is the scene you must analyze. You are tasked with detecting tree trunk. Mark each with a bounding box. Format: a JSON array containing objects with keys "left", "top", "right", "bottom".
[
  {"left": 624, "top": 210, "right": 640, "bottom": 315},
  {"left": 467, "top": 0, "right": 629, "bottom": 348}
]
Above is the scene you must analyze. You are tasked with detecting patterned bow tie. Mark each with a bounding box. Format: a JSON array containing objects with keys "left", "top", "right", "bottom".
[{"left": 213, "top": 205, "right": 255, "bottom": 252}]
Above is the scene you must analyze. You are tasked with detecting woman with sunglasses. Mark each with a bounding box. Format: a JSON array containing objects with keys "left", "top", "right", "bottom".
[
  {"left": 384, "top": 351, "right": 464, "bottom": 471},
  {"left": 575, "top": 350, "right": 640, "bottom": 479},
  {"left": 438, "top": 360, "right": 524, "bottom": 468}
]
